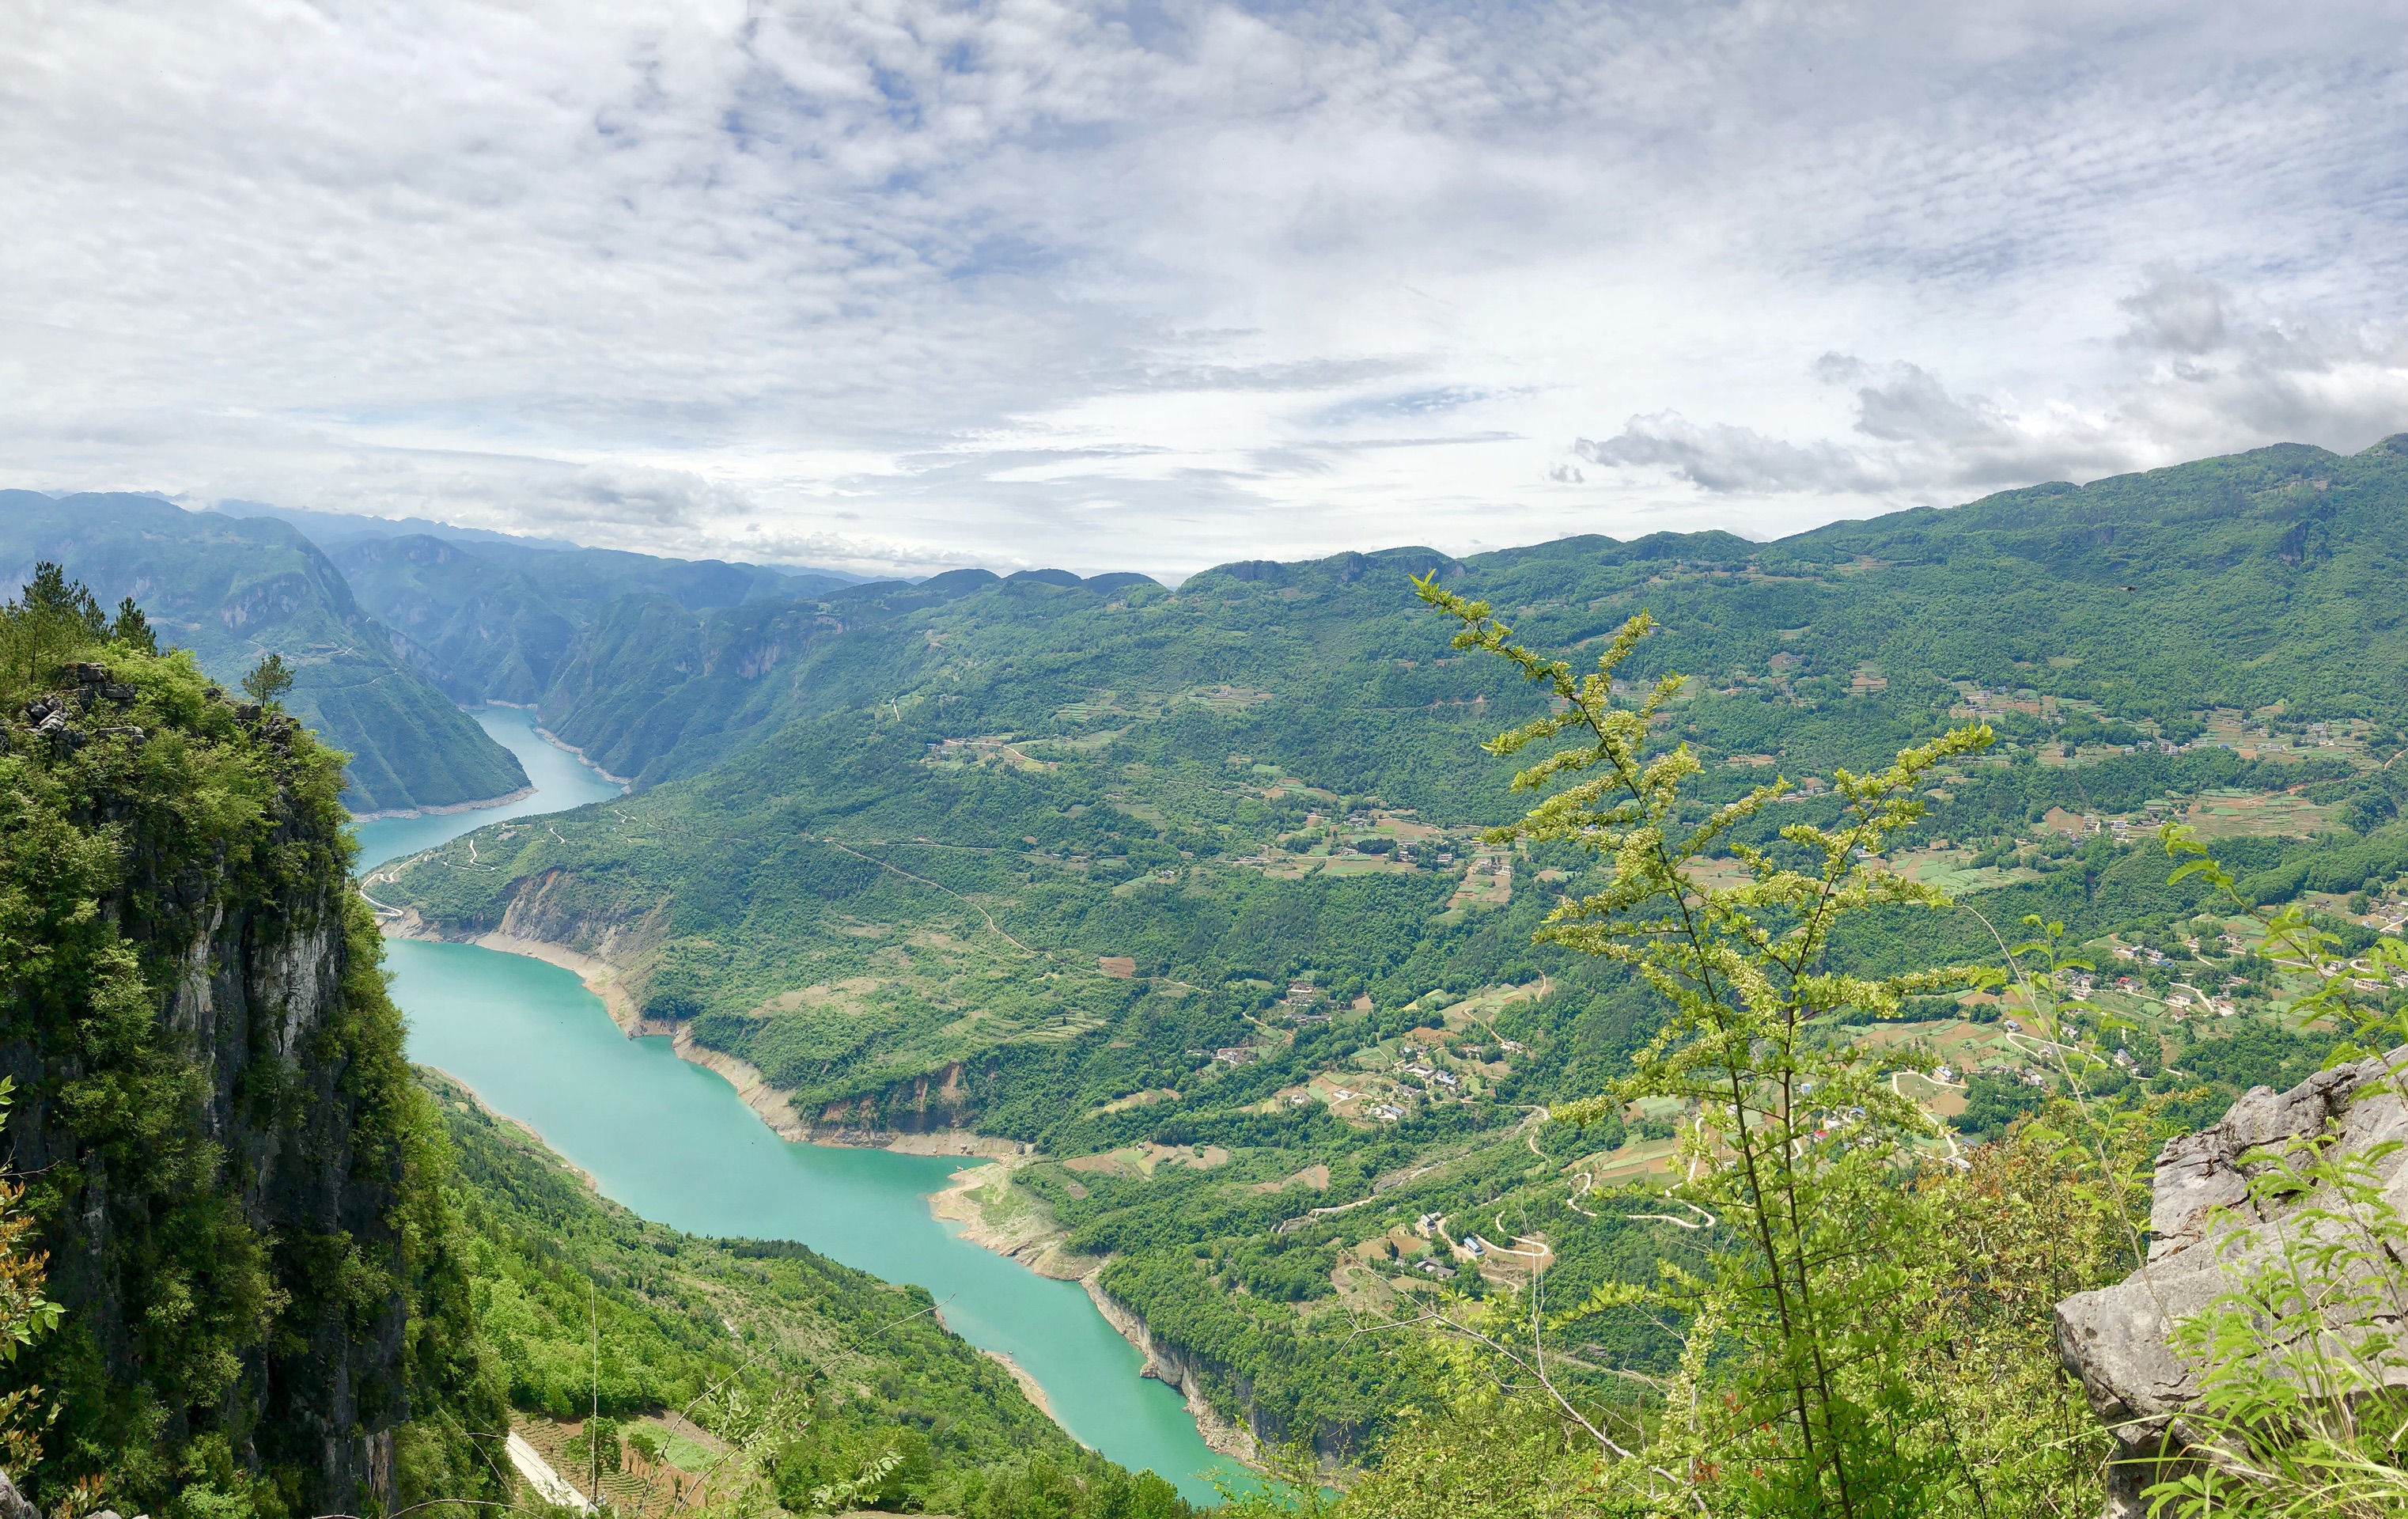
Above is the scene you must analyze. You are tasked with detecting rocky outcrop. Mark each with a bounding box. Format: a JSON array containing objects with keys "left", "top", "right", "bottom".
[
  {"left": 810, "top": 1062, "right": 976, "bottom": 1138},
  {"left": 2055, "top": 1046, "right": 2408, "bottom": 1516},
  {"left": 1081, "top": 1277, "right": 1261, "bottom": 1465},
  {"left": 0, "top": 1468, "right": 38, "bottom": 1519}
]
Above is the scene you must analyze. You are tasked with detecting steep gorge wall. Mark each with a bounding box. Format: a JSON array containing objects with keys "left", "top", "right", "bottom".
[
  {"left": 1, "top": 652, "right": 465, "bottom": 1516},
  {"left": 1081, "top": 1278, "right": 1263, "bottom": 1465}
]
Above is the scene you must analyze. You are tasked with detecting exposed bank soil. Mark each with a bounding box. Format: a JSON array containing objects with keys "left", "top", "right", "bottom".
[
  {"left": 922, "top": 1161, "right": 1259, "bottom": 1465},
  {"left": 927, "top": 1161, "right": 1099, "bottom": 1281},
  {"left": 381, "top": 922, "right": 1037, "bottom": 1156},
  {"left": 483, "top": 930, "right": 644, "bottom": 1026},
  {"left": 977, "top": 1347, "right": 1058, "bottom": 1424},
  {"left": 348, "top": 783, "right": 535, "bottom": 822},
  {"left": 379, "top": 921, "right": 1256, "bottom": 1466},
  {"left": 385, "top": 918, "right": 819, "bottom": 1140},
  {"left": 421, "top": 1068, "right": 606, "bottom": 1192},
  {"left": 1081, "top": 1277, "right": 1259, "bottom": 1465},
  {"left": 479, "top": 700, "right": 635, "bottom": 789},
  {"left": 663, "top": 1026, "right": 813, "bottom": 1142},
  {"left": 920, "top": 1162, "right": 1258, "bottom": 1464}
]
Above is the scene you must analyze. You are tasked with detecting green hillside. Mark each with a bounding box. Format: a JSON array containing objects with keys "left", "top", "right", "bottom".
[
  {"left": 425, "top": 1069, "right": 1187, "bottom": 1518},
  {"left": 0, "top": 492, "right": 528, "bottom": 813},
  {"left": 332, "top": 533, "right": 854, "bottom": 708},
  {"left": 375, "top": 434, "right": 2408, "bottom": 1460},
  {"left": 410, "top": 434, "right": 2408, "bottom": 816},
  {"left": 0, "top": 566, "right": 1185, "bottom": 1519}
]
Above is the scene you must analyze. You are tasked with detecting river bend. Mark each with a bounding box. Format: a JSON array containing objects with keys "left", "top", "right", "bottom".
[{"left": 355, "top": 708, "right": 1239, "bottom": 1503}]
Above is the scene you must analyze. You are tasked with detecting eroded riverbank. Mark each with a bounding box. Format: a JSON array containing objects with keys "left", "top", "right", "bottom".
[
  {"left": 385, "top": 937, "right": 1243, "bottom": 1502},
  {"left": 405, "top": 919, "right": 1258, "bottom": 1466}
]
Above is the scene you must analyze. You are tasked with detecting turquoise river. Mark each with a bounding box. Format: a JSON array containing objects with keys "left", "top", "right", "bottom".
[{"left": 356, "top": 708, "right": 1245, "bottom": 1504}]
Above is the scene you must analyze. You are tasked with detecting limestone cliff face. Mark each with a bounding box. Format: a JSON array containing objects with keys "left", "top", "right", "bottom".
[
  {"left": 811, "top": 1062, "right": 975, "bottom": 1138},
  {"left": 1080, "top": 1278, "right": 1263, "bottom": 1466},
  {"left": 2055, "top": 1046, "right": 2408, "bottom": 1517},
  {"left": 1, "top": 653, "right": 424, "bottom": 1515}
]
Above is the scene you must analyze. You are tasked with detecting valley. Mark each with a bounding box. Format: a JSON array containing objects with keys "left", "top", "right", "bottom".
[
  {"left": 351, "top": 708, "right": 1244, "bottom": 1501},
  {"left": 12, "top": 434, "right": 2408, "bottom": 1516},
  {"left": 390, "top": 938, "right": 1243, "bottom": 1505},
  {"left": 358, "top": 434, "right": 2408, "bottom": 1470}
]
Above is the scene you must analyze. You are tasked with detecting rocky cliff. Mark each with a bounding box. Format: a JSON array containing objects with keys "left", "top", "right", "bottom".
[
  {"left": 1081, "top": 1277, "right": 1263, "bottom": 1466},
  {"left": 0, "top": 647, "right": 475, "bottom": 1516},
  {"left": 2056, "top": 1044, "right": 2408, "bottom": 1516}
]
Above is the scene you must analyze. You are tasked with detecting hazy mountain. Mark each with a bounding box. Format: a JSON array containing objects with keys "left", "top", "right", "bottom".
[
  {"left": 211, "top": 498, "right": 873, "bottom": 586},
  {"left": 210, "top": 498, "right": 588, "bottom": 555},
  {"left": 0, "top": 491, "right": 528, "bottom": 813},
  {"left": 330, "top": 534, "right": 864, "bottom": 707}
]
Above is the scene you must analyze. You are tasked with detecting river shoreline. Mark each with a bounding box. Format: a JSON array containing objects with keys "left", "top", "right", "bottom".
[
  {"left": 381, "top": 918, "right": 1260, "bottom": 1469},
  {"left": 420, "top": 1066, "right": 608, "bottom": 1195},
  {"left": 1080, "top": 1275, "right": 1259, "bottom": 1465},
  {"left": 382, "top": 917, "right": 1037, "bottom": 1157},
  {"left": 349, "top": 783, "right": 536, "bottom": 822},
  {"left": 481, "top": 700, "right": 637, "bottom": 789}
]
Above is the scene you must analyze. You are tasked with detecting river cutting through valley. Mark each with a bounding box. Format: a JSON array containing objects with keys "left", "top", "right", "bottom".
[{"left": 354, "top": 709, "right": 1244, "bottom": 1504}]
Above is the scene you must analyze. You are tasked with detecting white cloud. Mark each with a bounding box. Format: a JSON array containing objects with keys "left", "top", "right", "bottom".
[
  {"left": 3, "top": 1, "right": 2406, "bottom": 577},
  {"left": 1581, "top": 418, "right": 1891, "bottom": 496},
  {"left": 2119, "top": 263, "right": 2230, "bottom": 357},
  {"left": 1580, "top": 265, "right": 2408, "bottom": 509}
]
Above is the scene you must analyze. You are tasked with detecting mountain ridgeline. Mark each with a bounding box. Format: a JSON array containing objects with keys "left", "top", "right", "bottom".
[
  {"left": 358, "top": 434, "right": 2408, "bottom": 1472},
  {"left": 372, "top": 434, "right": 2408, "bottom": 806},
  {"left": 12, "top": 431, "right": 2408, "bottom": 1517}
]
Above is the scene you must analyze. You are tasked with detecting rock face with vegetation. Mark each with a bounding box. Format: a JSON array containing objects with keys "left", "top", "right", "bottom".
[
  {"left": 2058, "top": 1045, "right": 2408, "bottom": 1514},
  {"left": 0, "top": 607, "right": 492, "bottom": 1514}
]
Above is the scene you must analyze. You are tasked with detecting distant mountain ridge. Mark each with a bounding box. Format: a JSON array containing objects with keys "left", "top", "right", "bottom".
[
  {"left": 21, "top": 433, "right": 2408, "bottom": 814},
  {"left": 0, "top": 491, "right": 529, "bottom": 814},
  {"left": 462, "top": 430, "right": 2408, "bottom": 804},
  {"left": 328, "top": 533, "right": 850, "bottom": 706},
  {"left": 206, "top": 498, "right": 874, "bottom": 585}
]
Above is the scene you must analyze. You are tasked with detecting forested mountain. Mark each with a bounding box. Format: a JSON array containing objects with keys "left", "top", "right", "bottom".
[
  {"left": 380, "top": 433, "right": 2408, "bottom": 814},
  {"left": 529, "top": 569, "right": 1157, "bottom": 786},
  {"left": 14, "top": 433, "right": 2408, "bottom": 1516},
  {"left": 331, "top": 535, "right": 858, "bottom": 708},
  {"left": 0, "top": 492, "right": 528, "bottom": 813},
  {"left": 369, "top": 433, "right": 2408, "bottom": 1471}
]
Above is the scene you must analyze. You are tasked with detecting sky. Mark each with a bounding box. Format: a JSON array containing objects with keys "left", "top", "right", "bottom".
[{"left": 6, "top": 1, "right": 2407, "bottom": 581}]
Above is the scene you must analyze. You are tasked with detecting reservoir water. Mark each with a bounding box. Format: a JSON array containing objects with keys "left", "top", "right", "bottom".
[
  {"left": 355, "top": 710, "right": 1243, "bottom": 1504},
  {"left": 351, "top": 706, "right": 628, "bottom": 869}
]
